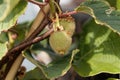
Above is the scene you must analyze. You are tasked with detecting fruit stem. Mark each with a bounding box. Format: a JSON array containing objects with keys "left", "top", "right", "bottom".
[
  {"left": 53, "top": 13, "right": 63, "bottom": 31},
  {"left": 56, "top": 13, "right": 60, "bottom": 27},
  {"left": 52, "top": 1, "right": 62, "bottom": 14}
]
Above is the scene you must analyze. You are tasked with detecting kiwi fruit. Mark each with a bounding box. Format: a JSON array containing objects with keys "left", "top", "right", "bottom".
[
  {"left": 49, "top": 31, "right": 72, "bottom": 55},
  {"left": 59, "top": 16, "right": 75, "bottom": 37}
]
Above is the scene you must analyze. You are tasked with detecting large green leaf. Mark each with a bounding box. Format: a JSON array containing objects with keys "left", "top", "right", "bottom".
[
  {"left": 73, "top": 19, "right": 120, "bottom": 77},
  {"left": 24, "top": 49, "right": 79, "bottom": 79},
  {"left": 0, "top": 42, "right": 7, "bottom": 60},
  {"left": 76, "top": 0, "right": 120, "bottom": 35},
  {"left": 23, "top": 67, "right": 48, "bottom": 80},
  {"left": 0, "top": 0, "right": 27, "bottom": 33},
  {"left": 0, "top": 0, "right": 20, "bottom": 21}
]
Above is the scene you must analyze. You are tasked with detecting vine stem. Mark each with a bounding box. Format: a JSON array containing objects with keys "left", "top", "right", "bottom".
[
  {"left": 4, "top": 28, "right": 54, "bottom": 80},
  {"left": 5, "top": 54, "right": 24, "bottom": 80},
  {"left": 27, "top": 4, "right": 50, "bottom": 38},
  {"left": 2, "top": 3, "right": 51, "bottom": 80},
  {"left": 7, "top": 28, "right": 54, "bottom": 57}
]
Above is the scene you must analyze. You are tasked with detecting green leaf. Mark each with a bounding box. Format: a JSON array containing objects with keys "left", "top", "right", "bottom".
[
  {"left": 11, "top": 22, "right": 31, "bottom": 45},
  {"left": 76, "top": 0, "right": 120, "bottom": 35},
  {"left": 73, "top": 19, "right": 120, "bottom": 77},
  {"left": 0, "top": 32, "right": 8, "bottom": 43},
  {"left": 0, "top": 0, "right": 20, "bottom": 21},
  {"left": 117, "top": 0, "right": 120, "bottom": 10},
  {"left": 23, "top": 67, "right": 48, "bottom": 80},
  {"left": 24, "top": 49, "right": 79, "bottom": 79},
  {"left": 0, "top": 0, "right": 27, "bottom": 33},
  {"left": 0, "top": 43, "right": 7, "bottom": 60}
]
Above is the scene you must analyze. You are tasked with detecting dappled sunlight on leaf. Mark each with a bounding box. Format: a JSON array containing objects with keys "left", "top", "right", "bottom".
[{"left": 73, "top": 20, "right": 120, "bottom": 77}]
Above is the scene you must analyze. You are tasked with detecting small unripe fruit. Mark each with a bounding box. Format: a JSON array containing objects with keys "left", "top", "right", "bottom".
[
  {"left": 59, "top": 17, "right": 75, "bottom": 37},
  {"left": 49, "top": 31, "right": 72, "bottom": 55}
]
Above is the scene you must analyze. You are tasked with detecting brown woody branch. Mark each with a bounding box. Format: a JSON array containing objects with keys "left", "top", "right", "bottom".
[
  {"left": 0, "top": 18, "right": 52, "bottom": 80},
  {"left": 0, "top": 28, "right": 53, "bottom": 79},
  {"left": 25, "top": 18, "right": 50, "bottom": 41},
  {"left": 0, "top": 18, "right": 49, "bottom": 68},
  {"left": 0, "top": 0, "right": 52, "bottom": 79},
  {"left": 8, "top": 28, "right": 53, "bottom": 56}
]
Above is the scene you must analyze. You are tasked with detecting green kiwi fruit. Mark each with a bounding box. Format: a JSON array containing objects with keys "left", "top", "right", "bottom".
[
  {"left": 49, "top": 31, "right": 72, "bottom": 55},
  {"left": 59, "top": 16, "right": 75, "bottom": 37}
]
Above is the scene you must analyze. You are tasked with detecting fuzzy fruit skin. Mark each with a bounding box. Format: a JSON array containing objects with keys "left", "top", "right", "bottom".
[
  {"left": 59, "top": 17, "right": 75, "bottom": 37},
  {"left": 49, "top": 31, "right": 72, "bottom": 55}
]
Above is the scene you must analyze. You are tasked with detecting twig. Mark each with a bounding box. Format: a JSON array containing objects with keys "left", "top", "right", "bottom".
[
  {"left": 0, "top": 4, "right": 51, "bottom": 79},
  {"left": 0, "top": 19, "right": 51, "bottom": 79},
  {"left": 25, "top": 18, "right": 50, "bottom": 41},
  {"left": 59, "top": 11, "right": 77, "bottom": 18},
  {"left": 9, "top": 28, "right": 53, "bottom": 55},
  {"left": 0, "top": 2, "right": 51, "bottom": 74},
  {"left": 8, "top": 28, "right": 53, "bottom": 57},
  {"left": 0, "top": 28, "right": 53, "bottom": 79},
  {"left": 6, "top": 19, "right": 50, "bottom": 78},
  {"left": 0, "top": 18, "right": 49, "bottom": 69}
]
